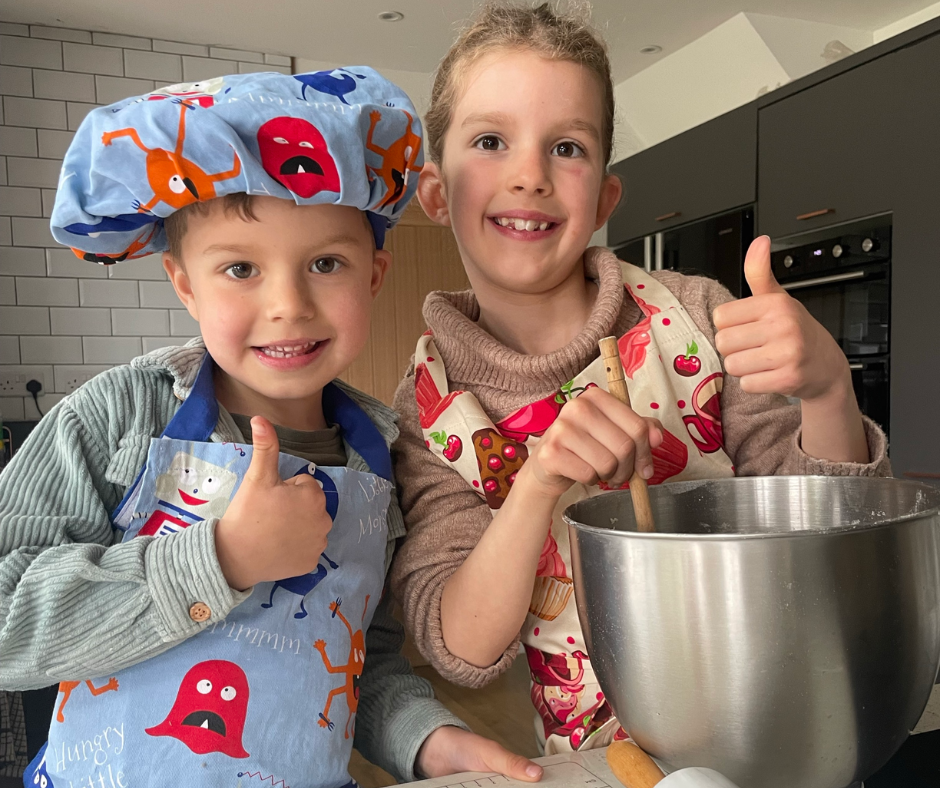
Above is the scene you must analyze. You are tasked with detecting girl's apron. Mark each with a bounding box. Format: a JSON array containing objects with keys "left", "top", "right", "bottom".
[
  {"left": 25, "top": 355, "right": 392, "bottom": 788},
  {"left": 415, "top": 263, "right": 735, "bottom": 754}
]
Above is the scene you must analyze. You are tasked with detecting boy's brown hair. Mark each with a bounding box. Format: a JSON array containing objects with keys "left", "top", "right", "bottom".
[
  {"left": 164, "top": 193, "right": 258, "bottom": 260},
  {"left": 424, "top": 1, "right": 615, "bottom": 166}
]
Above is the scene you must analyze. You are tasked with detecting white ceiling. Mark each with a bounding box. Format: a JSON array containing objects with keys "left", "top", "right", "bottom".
[{"left": 2, "top": 0, "right": 936, "bottom": 81}]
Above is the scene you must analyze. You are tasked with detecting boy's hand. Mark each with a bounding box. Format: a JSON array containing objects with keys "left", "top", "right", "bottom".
[
  {"left": 521, "top": 386, "right": 663, "bottom": 500},
  {"left": 214, "top": 416, "right": 332, "bottom": 591},
  {"left": 416, "top": 727, "right": 542, "bottom": 782},
  {"left": 713, "top": 236, "right": 851, "bottom": 403}
]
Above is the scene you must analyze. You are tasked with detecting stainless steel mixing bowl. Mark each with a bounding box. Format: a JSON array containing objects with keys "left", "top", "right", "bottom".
[{"left": 565, "top": 476, "right": 940, "bottom": 788}]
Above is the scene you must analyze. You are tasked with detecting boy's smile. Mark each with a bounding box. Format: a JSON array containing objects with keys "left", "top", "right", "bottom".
[{"left": 164, "top": 197, "right": 388, "bottom": 430}]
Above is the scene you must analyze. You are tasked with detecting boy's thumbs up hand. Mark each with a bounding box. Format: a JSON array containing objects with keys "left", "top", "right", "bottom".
[
  {"left": 215, "top": 416, "right": 331, "bottom": 591},
  {"left": 713, "top": 235, "right": 848, "bottom": 402}
]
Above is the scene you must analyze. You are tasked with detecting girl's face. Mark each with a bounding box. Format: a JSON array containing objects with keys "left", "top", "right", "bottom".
[{"left": 426, "top": 48, "right": 621, "bottom": 298}]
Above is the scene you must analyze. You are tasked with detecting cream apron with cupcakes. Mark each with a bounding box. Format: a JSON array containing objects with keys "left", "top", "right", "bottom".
[{"left": 415, "top": 263, "right": 735, "bottom": 754}]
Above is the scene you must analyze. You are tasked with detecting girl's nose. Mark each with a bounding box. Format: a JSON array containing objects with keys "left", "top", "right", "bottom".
[{"left": 509, "top": 148, "right": 552, "bottom": 196}]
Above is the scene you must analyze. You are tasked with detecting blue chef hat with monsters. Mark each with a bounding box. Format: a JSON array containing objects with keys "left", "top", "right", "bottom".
[{"left": 50, "top": 67, "right": 424, "bottom": 262}]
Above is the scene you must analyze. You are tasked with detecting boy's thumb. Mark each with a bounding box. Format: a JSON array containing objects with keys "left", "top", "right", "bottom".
[
  {"left": 245, "top": 416, "right": 282, "bottom": 486},
  {"left": 743, "top": 235, "right": 784, "bottom": 297}
]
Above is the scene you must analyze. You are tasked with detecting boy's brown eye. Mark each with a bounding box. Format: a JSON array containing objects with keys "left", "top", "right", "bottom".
[
  {"left": 313, "top": 257, "right": 340, "bottom": 274},
  {"left": 226, "top": 263, "right": 254, "bottom": 279}
]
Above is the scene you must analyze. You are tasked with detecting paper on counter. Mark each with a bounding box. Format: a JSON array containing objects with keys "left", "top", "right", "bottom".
[{"left": 406, "top": 747, "right": 622, "bottom": 788}]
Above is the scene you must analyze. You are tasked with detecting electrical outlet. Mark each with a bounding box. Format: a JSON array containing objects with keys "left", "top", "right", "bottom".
[
  {"left": 0, "top": 367, "right": 50, "bottom": 397},
  {"left": 63, "top": 371, "right": 97, "bottom": 394}
]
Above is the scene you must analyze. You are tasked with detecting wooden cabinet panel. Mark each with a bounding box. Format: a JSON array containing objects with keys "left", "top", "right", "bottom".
[
  {"left": 607, "top": 103, "right": 757, "bottom": 246},
  {"left": 341, "top": 204, "right": 468, "bottom": 404}
]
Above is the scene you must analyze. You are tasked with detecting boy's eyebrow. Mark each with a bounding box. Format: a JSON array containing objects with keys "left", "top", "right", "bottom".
[{"left": 200, "top": 234, "right": 365, "bottom": 256}]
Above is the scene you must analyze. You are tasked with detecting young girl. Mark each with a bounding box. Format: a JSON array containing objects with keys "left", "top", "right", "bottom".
[{"left": 390, "top": 2, "right": 889, "bottom": 756}]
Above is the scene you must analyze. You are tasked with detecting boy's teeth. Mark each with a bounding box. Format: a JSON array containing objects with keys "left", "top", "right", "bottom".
[
  {"left": 261, "top": 342, "right": 316, "bottom": 358},
  {"left": 538, "top": 222, "right": 548, "bottom": 231}
]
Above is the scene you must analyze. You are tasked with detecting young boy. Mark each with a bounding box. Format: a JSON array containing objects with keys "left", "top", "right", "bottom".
[{"left": 0, "top": 70, "right": 541, "bottom": 787}]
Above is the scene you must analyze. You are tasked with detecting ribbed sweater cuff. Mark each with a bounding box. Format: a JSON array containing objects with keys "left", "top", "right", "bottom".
[
  {"left": 144, "top": 519, "right": 251, "bottom": 642},
  {"left": 793, "top": 416, "right": 890, "bottom": 477},
  {"left": 389, "top": 701, "right": 470, "bottom": 782}
]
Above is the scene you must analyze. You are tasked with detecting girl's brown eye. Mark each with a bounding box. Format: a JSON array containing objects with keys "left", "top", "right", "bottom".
[{"left": 478, "top": 136, "right": 502, "bottom": 151}]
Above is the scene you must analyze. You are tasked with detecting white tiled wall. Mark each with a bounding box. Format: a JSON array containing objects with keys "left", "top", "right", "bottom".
[{"left": 0, "top": 21, "right": 292, "bottom": 422}]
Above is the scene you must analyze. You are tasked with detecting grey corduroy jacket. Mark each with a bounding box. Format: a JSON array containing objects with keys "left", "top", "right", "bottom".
[{"left": 0, "top": 339, "right": 465, "bottom": 782}]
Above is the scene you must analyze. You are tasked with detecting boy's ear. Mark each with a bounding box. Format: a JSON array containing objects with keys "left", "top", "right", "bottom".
[
  {"left": 163, "top": 254, "right": 199, "bottom": 322},
  {"left": 370, "top": 249, "right": 391, "bottom": 299},
  {"left": 416, "top": 163, "right": 451, "bottom": 227},
  {"left": 594, "top": 173, "right": 623, "bottom": 230}
]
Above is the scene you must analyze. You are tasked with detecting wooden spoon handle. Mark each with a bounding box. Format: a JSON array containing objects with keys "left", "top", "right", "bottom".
[
  {"left": 607, "top": 741, "right": 665, "bottom": 788},
  {"left": 599, "top": 336, "right": 656, "bottom": 532}
]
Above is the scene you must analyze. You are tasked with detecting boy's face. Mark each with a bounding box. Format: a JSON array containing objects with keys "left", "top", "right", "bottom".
[{"left": 164, "top": 197, "right": 389, "bottom": 429}]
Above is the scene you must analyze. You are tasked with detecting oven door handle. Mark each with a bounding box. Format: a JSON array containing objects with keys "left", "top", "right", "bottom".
[
  {"left": 848, "top": 363, "right": 865, "bottom": 370},
  {"left": 781, "top": 270, "right": 868, "bottom": 290}
]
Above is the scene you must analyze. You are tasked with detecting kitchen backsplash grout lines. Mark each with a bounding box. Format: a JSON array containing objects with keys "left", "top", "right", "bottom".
[{"left": 0, "top": 21, "right": 292, "bottom": 421}]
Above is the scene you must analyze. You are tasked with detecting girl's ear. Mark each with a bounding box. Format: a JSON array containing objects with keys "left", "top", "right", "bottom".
[
  {"left": 594, "top": 173, "right": 623, "bottom": 230},
  {"left": 416, "top": 162, "right": 451, "bottom": 227},
  {"left": 164, "top": 254, "right": 199, "bottom": 322}
]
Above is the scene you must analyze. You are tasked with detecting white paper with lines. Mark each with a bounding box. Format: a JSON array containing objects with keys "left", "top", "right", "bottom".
[{"left": 407, "top": 747, "right": 621, "bottom": 788}]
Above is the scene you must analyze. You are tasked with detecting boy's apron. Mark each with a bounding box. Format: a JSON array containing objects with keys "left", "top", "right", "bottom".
[
  {"left": 415, "top": 263, "right": 735, "bottom": 754},
  {"left": 25, "top": 355, "right": 392, "bottom": 788}
]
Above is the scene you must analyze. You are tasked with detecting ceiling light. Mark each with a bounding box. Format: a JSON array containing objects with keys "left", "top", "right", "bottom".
[
  {"left": 378, "top": 11, "right": 404, "bottom": 22},
  {"left": 640, "top": 45, "right": 662, "bottom": 55}
]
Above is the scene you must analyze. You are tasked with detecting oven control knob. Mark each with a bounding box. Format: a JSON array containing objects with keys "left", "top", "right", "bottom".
[
  {"left": 861, "top": 237, "right": 877, "bottom": 253},
  {"left": 832, "top": 244, "right": 844, "bottom": 258},
  {"left": 783, "top": 255, "right": 795, "bottom": 268}
]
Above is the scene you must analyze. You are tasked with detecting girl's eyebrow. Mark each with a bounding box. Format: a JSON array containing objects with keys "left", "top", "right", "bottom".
[
  {"left": 460, "top": 111, "right": 599, "bottom": 141},
  {"left": 461, "top": 111, "right": 513, "bottom": 128}
]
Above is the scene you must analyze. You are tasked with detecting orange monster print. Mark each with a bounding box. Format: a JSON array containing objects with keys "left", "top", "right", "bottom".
[
  {"left": 313, "top": 595, "right": 369, "bottom": 739},
  {"left": 71, "top": 223, "right": 158, "bottom": 265},
  {"left": 365, "top": 110, "right": 421, "bottom": 208},
  {"left": 56, "top": 678, "right": 119, "bottom": 723},
  {"left": 102, "top": 102, "right": 241, "bottom": 213}
]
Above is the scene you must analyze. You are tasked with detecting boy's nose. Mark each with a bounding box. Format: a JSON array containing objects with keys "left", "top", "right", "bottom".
[
  {"left": 266, "top": 275, "right": 317, "bottom": 322},
  {"left": 508, "top": 149, "right": 552, "bottom": 196}
]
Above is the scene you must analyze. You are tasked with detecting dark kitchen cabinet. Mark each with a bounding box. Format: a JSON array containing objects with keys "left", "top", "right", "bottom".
[
  {"left": 756, "top": 44, "right": 909, "bottom": 239},
  {"left": 607, "top": 103, "right": 756, "bottom": 247}
]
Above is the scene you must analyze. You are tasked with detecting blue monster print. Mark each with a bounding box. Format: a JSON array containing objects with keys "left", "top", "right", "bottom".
[
  {"left": 24, "top": 743, "right": 54, "bottom": 788},
  {"left": 262, "top": 552, "right": 340, "bottom": 619},
  {"left": 295, "top": 69, "right": 366, "bottom": 105},
  {"left": 261, "top": 465, "right": 340, "bottom": 619},
  {"left": 64, "top": 212, "right": 159, "bottom": 235}
]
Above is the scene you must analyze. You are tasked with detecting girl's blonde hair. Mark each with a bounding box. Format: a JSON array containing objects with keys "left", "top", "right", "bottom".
[{"left": 425, "top": 2, "right": 615, "bottom": 166}]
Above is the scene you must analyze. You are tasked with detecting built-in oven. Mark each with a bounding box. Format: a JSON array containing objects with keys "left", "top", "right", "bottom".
[
  {"left": 613, "top": 207, "right": 754, "bottom": 298},
  {"left": 771, "top": 221, "right": 891, "bottom": 434}
]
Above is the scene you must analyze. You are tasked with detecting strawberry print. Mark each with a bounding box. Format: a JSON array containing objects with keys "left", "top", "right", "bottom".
[{"left": 431, "top": 430, "right": 463, "bottom": 462}]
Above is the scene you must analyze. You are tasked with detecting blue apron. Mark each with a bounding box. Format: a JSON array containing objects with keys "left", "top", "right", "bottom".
[{"left": 25, "top": 356, "right": 391, "bottom": 788}]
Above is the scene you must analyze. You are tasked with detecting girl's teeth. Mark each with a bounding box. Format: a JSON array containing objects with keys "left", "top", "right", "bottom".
[{"left": 495, "top": 217, "right": 552, "bottom": 231}]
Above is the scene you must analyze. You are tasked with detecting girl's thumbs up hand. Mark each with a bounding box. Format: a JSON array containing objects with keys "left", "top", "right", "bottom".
[
  {"left": 214, "top": 416, "right": 331, "bottom": 591},
  {"left": 712, "top": 235, "right": 850, "bottom": 402}
]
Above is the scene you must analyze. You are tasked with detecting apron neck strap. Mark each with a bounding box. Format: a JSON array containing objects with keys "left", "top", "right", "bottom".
[{"left": 322, "top": 383, "right": 392, "bottom": 482}]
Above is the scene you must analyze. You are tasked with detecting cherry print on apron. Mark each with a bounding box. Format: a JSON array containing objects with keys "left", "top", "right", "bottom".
[{"left": 416, "top": 263, "right": 734, "bottom": 754}]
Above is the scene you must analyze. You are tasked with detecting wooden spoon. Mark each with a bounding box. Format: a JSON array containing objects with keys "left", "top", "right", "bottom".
[
  {"left": 607, "top": 740, "right": 665, "bottom": 788},
  {"left": 599, "top": 336, "right": 656, "bottom": 532}
]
